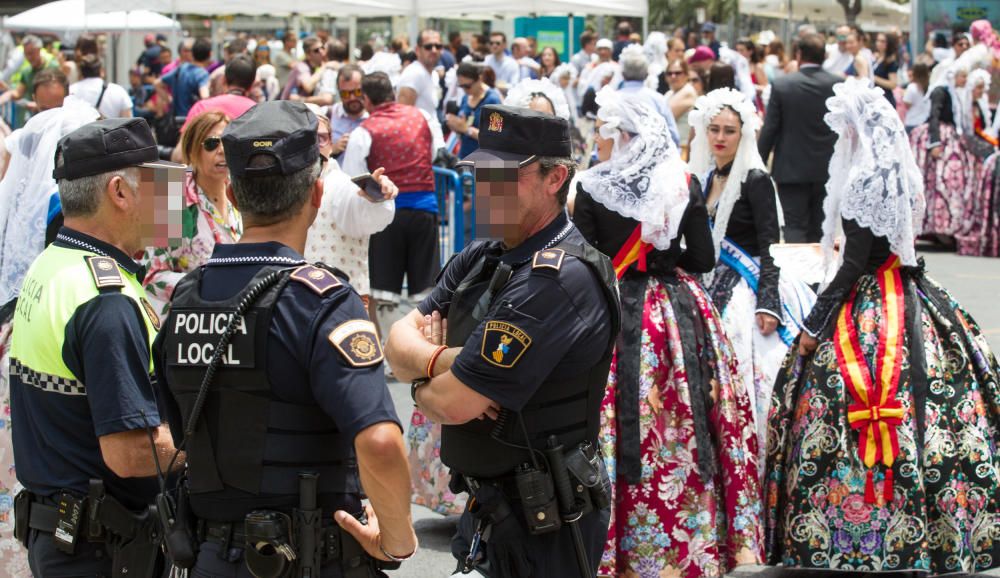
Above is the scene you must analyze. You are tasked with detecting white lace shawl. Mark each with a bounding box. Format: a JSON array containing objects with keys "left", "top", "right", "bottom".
[
  {"left": 577, "top": 87, "right": 690, "bottom": 250},
  {"left": 643, "top": 32, "right": 669, "bottom": 90},
  {"left": 503, "top": 77, "right": 571, "bottom": 120},
  {"left": 688, "top": 87, "right": 766, "bottom": 262},
  {"left": 968, "top": 68, "right": 993, "bottom": 137},
  {"left": 821, "top": 77, "right": 925, "bottom": 267},
  {"left": 0, "top": 99, "right": 100, "bottom": 306}
]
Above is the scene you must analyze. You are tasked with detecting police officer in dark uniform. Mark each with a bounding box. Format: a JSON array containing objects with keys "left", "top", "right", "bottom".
[
  {"left": 385, "top": 105, "right": 620, "bottom": 577},
  {"left": 153, "top": 101, "right": 417, "bottom": 577},
  {"left": 9, "top": 118, "right": 182, "bottom": 576}
]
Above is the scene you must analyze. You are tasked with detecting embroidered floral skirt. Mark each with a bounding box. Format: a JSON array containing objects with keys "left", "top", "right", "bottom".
[
  {"left": 708, "top": 260, "right": 816, "bottom": 474},
  {"left": 765, "top": 271, "right": 1000, "bottom": 574},
  {"left": 957, "top": 152, "right": 1000, "bottom": 257},
  {"left": 598, "top": 273, "right": 763, "bottom": 578},
  {"left": 0, "top": 319, "right": 30, "bottom": 577},
  {"left": 406, "top": 411, "right": 467, "bottom": 515},
  {"left": 910, "top": 123, "right": 982, "bottom": 239}
]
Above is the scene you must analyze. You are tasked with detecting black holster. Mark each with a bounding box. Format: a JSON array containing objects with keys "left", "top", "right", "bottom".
[{"left": 89, "top": 480, "right": 162, "bottom": 578}]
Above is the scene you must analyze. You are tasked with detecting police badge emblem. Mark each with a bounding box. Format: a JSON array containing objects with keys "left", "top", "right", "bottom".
[
  {"left": 480, "top": 320, "right": 531, "bottom": 368},
  {"left": 487, "top": 111, "right": 504, "bottom": 133},
  {"left": 329, "top": 319, "right": 383, "bottom": 367}
]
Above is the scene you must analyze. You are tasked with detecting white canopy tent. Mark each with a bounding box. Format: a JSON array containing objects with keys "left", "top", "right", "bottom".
[
  {"left": 5, "top": 0, "right": 180, "bottom": 86},
  {"left": 741, "top": 0, "right": 910, "bottom": 30}
]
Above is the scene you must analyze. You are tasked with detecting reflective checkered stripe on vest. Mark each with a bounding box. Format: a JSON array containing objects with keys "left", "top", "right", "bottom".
[
  {"left": 9, "top": 245, "right": 156, "bottom": 394},
  {"left": 361, "top": 102, "right": 435, "bottom": 193}
]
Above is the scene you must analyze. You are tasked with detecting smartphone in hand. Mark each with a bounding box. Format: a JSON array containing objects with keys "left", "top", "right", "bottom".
[{"left": 351, "top": 173, "right": 386, "bottom": 202}]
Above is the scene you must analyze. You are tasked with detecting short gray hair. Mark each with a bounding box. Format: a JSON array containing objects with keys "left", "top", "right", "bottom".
[
  {"left": 537, "top": 156, "right": 576, "bottom": 206},
  {"left": 22, "top": 35, "right": 43, "bottom": 49},
  {"left": 57, "top": 165, "right": 140, "bottom": 218},
  {"left": 620, "top": 50, "right": 649, "bottom": 81},
  {"left": 230, "top": 157, "right": 321, "bottom": 224}
]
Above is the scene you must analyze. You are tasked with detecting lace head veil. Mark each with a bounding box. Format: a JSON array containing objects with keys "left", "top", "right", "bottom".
[
  {"left": 968, "top": 68, "right": 992, "bottom": 133},
  {"left": 503, "top": 77, "right": 572, "bottom": 120},
  {"left": 688, "top": 87, "right": 766, "bottom": 261},
  {"left": 822, "top": 77, "right": 925, "bottom": 267},
  {"left": 576, "top": 86, "right": 690, "bottom": 250}
]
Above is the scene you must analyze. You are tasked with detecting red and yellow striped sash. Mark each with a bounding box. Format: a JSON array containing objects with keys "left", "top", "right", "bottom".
[
  {"left": 610, "top": 174, "right": 692, "bottom": 280},
  {"left": 834, "top": 255, "right": 906, "bottom": 504}
]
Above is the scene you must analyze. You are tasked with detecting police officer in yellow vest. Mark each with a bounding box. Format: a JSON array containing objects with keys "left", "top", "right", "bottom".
[{"left": 9, "top": 117, "right": 183, "bottom": 577}]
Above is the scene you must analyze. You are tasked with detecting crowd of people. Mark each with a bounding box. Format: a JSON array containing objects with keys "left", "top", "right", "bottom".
[{"left": 0, "top": 13, "right": 997, "bottom": 578}]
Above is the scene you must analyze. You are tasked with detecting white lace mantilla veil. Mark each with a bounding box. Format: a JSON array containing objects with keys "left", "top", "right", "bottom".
[
  {"left": 503, "top": 77, "right": 572, "bottom": 120},
  {"left": 643, "top": 32, "right": 668, "bottom": 90},
  {"left": 928, "top": 62, "right": 969, "bottom": 136},
  {"left": 821, "top": 77, "right": 925, "bottom": 268},
  {"left": 968, "top": 68, "right": 993, "bottom": 136},
  {"left": 688, "top": 87, "right": 767, "bottom": 263},
  {"left": 576, "top": 86, "right": 690, "bottom": 250},
  {"left": 0, "top": 98, "right": 100, "bottom": 307}
]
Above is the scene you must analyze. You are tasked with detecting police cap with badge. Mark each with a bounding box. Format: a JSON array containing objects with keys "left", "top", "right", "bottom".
[
  {"left": 53, "top": 117, "right": 183, "bottom": 328},
  {"left": 458, "top": 104, "right": 572, "bottom": 167}
]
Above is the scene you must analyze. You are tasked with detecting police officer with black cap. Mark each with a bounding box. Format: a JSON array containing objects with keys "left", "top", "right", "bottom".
[
  {"left": 154, "top": 100, "right": 417, "bottom": 577},
  {"left": 9, "top": 117, "right": 183, "bottom": 576},
  {"left": 385, "top": 105, "right": 620, "bottom": 577}
]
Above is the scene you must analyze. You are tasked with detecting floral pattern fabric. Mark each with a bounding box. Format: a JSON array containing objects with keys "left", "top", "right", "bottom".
[
  {"left": 406, "top": 410, "right": 467, "bottom": 515},
  {"left": 0, "top": 319, "right": 29, "bottom": 577},
  {"left": 766, "top": 271, "right": 1000, "bottom": 574},
  {"left": 910, "top": 123, "right": 982, "bottom": 239},
  {"left": 599, "top": 273, "right": 763, "bottom": 578},
  {"left": 958, "top": 152, "right": 1000, "bottom": 257},
  {"left": 139, "top": 171, "right": 241, "bottom": 316}
]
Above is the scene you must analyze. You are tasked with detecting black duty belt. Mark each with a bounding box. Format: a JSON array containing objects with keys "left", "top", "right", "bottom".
[
  {"left": 201, "top": 519, "right": 347, "bottom": 563},
  {"left": 26, "top": 500, "right": 62, "bottom": 534}
]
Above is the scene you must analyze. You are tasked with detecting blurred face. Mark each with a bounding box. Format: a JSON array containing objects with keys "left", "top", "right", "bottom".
[
  {"left": 876, "top": 34, "right": 887, "bottom": 54},
  {"left": 306, "top": 42, "right": 325, "bottom": 67},
  {"left": 528, "top": 95, "right": 554, "bottom": 115},
  {"left": 708, "top": 108, "right": 741, "bottom": 164},
  {"left": 667, "top": 40, "right": 685, "bottom": 63},
  {"left": 954, "top": 36, "right": 970, "bottom": 56},
  {"left": 836, "top": 27, "right": 850, "bottom": 51},
  {"left": 417, "top": 31, "right": 442, "bottom": 69},
  {"left": 254, "top": 47, "right": 269, "bottom": 64},
  {"left": 33, "top": 81, "right": 66, "bottom": 111},
  {"left": 195, "top": 121, "right": 229, "bottom": 181},
  {"left": 845, "top": 33, "right": 859, "bottom": 55},
  {"left": 541, "top": 48, "right": 556, "bottom": 68},
  {"left": 597, "top": 47, "right": 612, "bottom": 62},
  {"left": 736, "top": 43, "right": 752, "bottom": 60},
  {"left": 474, "top": 159, "right": 564, "bottom": 244},
  {"left": 972, "top": 82, "right": 985, "bottom": 100},
  {"left": 180, "top": 45, "right": 193, "bottom": 62},
  {"left": 489, "top": 35, "right": 505, "bottom": 56},
  {"left": 317, "top": 118, "right": 333, "bottom": 158},
  {"left": 666, "top": 62, "right": 687, "bottom": 91},
  {"left": 955, "top": 71, "right": 968, "bottom": 88},
  {"left": 512, "top": 40, "right": 527, "bottom": 58},
  {"left": 24, "top": 43, "right": 42, "bottom": 67},
  {"left": 159, "top": 50, "right": 172, "bottom": 65},
  {"left": 594, "top": 119, "right": 615, "bottom": 163},
  {"left": 689, "top": 70, "right": 704, "bottom": 94},
  {"left": 134, "top": 165, "right": 184, "bottom": 254},
  {"left": 338, "top": 71, "right": 364, "bottom": 115}
]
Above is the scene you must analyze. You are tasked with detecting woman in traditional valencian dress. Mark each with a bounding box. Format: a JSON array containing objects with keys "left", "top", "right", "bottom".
[
  {"left": 688, "top": 88, "right": 815, "bottom": 464},
  {"left": 572, "top": 87, "right": 762, "bottom": 578},
  {"left": 909, "top": 64, "right": 979, "bottom": 244},
  {"left": 766, "top": 77, "right": 1000, "bottom": 575}
]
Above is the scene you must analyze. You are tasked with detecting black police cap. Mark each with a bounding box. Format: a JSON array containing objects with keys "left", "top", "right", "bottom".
[
  {"left": 53, "top": 117, "right": 160, "bottom": 180},
  {"left": 222, "top": 101, "right": 318, "bottom": 178},
  {"left": 459, "top": 105, "right": 571, "bottom": 167}
]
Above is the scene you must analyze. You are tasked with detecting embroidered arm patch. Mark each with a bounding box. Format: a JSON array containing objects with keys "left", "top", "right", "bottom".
[
  {"left": 480, "top": 320, "right": 532, "bottom": 368},
  {"left": 328, "top": 319, "right": 384, "bottom": 367},
  {"left": 86, "top": 256, "right": 124, "bottom": 288},
  {"left": 291, "top": 265, "right": 342, "bottom": 295}
]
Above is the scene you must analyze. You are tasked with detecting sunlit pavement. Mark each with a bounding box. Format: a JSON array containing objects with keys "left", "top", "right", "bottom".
[{"left": 383, "top": 248, "right": 1000, "bottom": 576}]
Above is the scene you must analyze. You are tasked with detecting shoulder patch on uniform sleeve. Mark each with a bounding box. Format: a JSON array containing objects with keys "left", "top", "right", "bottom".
[
  {"left": 532, "top": 248, "right": 565, "bottom": 271},
  {"left": 85, "top": 256, "right": 123, "bottom": 288},
  {"left": 290, "top": 265, "right": 342, "bottom": 296},
  {"left": 328, "top": 319, "right": 383, "bottom": 367},
  {"left": 480, "top": 320, "right": 532, "bottom": 368}
]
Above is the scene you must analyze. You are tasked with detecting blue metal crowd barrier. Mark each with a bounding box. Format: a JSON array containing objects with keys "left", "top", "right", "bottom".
[
  {"left": 433, "top": 166, "right": 476, "bottom": 265},
  {"left": 1, "top": 101, "right": 18, "bottom": 131}
]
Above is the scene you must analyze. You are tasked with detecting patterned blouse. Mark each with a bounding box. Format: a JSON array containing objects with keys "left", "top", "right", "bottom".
[{"left": 140, "top": 171, "right": 242, "bottom": 316}]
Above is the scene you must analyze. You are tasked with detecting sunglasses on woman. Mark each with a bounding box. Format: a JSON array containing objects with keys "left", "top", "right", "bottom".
[{"left": 202, "top": 137, "right": 222, "bottom": 151}]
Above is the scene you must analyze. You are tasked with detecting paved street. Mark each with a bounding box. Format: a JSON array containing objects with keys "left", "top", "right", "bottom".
[{"left": 384, "top": 248, "right": 1000, "bottom": 577}]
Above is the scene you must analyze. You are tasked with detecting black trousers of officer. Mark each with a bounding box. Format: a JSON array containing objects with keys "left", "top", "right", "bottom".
[
  {"left": 27, "top": 528, "right": 112, "bottom": 577},
  {"left": 777, "top": 181, "right": 826, "bottom": 243},
  {"left": 452, "top": 505, "right": 610, "bottom": 577}
]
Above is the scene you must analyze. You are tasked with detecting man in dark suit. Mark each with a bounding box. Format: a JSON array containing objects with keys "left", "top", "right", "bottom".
[{"left": 758, "top": 33, "right": 842, "bottom": 243}]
